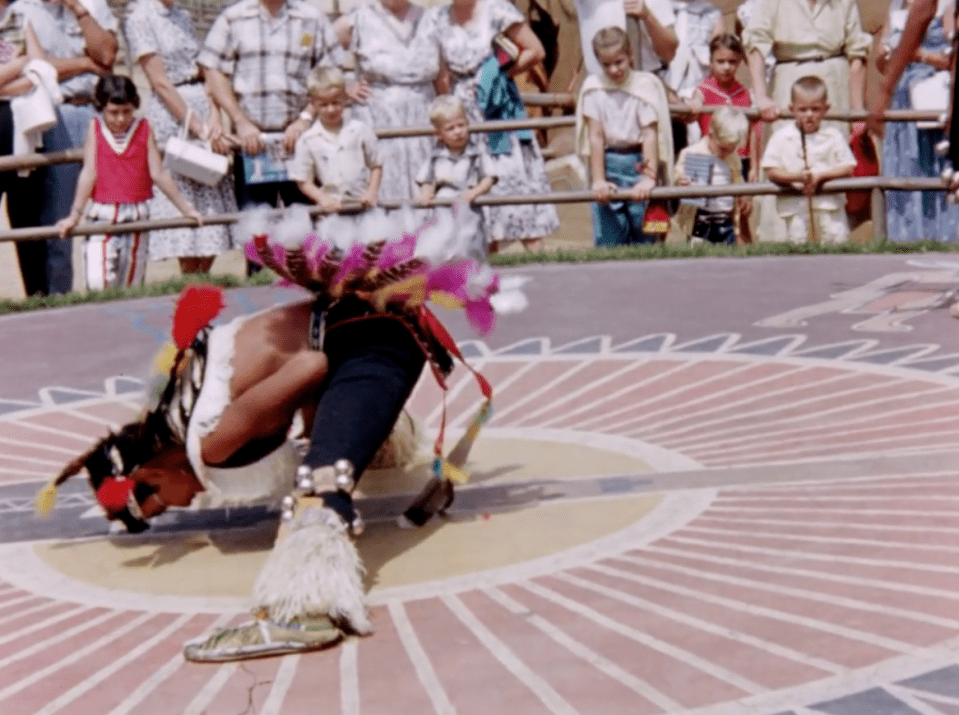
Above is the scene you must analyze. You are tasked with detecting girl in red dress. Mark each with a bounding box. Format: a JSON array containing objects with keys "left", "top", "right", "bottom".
[{"left": 57, "top": 75, "right": 202, "bottom": 290}]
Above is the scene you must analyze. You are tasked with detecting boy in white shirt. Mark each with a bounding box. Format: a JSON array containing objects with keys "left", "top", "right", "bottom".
[
  {"left": 761, "top": 75, "right": 856, "bottom": 244},
  {"left": 416, "top": 96, "right": 497, "bottom": 262},
  {"left": 289, "top": 66, "right": 382, "bottom": 243}
]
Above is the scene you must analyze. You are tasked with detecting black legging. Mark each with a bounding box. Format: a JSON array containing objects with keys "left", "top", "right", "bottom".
[{"left": 304, "top": 311, "right": 426, "bottom": 480}]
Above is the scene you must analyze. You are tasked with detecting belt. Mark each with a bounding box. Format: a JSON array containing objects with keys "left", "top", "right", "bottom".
[
  {"left": 64, "top": 95, "right": 93, "bottom": 106},
  {"left": 777, "top": 54, "right": 843, "bottom": 65}
]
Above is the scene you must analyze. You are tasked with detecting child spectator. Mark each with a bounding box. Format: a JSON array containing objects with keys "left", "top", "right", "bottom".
[
  {"left": 56, "top": 75, "right": 201, "bottom": 291},
  {"left": 576, "top": 26, "right": 675, "bottom": 247},
  {"left": 289, "top": 66, "right": 382, "bottom": 244},
  {"left": 674, "top": 106, "right": 750, "bottom": 245},
  {"left": 761, "top": 75, "right": 856, "bottom": 244},
  {"left": 416, "top": 95, "right": 496, "bottom": 263},
  {"left": 690, "top": 34, "right": 760, "bottom": 183}
]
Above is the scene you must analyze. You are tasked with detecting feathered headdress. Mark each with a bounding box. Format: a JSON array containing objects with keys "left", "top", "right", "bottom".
[{"left": 37, "top": 286, "right": 225, "bottom": 524}]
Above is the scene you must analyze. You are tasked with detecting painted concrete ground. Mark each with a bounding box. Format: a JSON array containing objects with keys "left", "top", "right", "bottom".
[{"left": 4, "top": 254, "right": 959, "bottom": 714}]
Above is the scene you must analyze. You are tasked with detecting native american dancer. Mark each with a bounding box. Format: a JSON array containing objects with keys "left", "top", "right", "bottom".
[{"left": 35, "top": 210, "right": 524, "bottom": 661}]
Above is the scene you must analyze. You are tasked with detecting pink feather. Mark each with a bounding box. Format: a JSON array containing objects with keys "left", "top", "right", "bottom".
[
  {"left": 244, "top": 240, "right": 263, "bottom": 265},
  {"left": 377, "top": 232, "right": 416, "bottom": 272},
  {"left": 332, "top": 242, "right": 369, "bottom": 286},
  {"left": 302, "top": 234, "right": 330, "bottom": 274},
  {"left": 426, "top": 260, "right": 474, "bottom": 299},
  {"left": 465, "top": 299, "right": 496, "bottom": 336}
]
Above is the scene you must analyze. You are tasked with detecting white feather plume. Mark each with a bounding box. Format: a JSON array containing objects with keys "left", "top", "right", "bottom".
[
  {"left": 234, "top": 205, "right": 274, "bottom": 247},
  {"left": 272, "top": 203, "right": 314, "bottom": 249}
]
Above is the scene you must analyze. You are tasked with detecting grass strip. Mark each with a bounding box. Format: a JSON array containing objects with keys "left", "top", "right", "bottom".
[{"left": 1, "top": 239, "right": 956, "bottom": 314}]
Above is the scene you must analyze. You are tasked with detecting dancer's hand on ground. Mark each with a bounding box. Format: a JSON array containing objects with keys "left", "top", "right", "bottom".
[
  {"left": 630, "top": 176, "right": 656, "bottom": 201},
  {"left": 592, "top": 179, "right": 616, "bottom": 203}
]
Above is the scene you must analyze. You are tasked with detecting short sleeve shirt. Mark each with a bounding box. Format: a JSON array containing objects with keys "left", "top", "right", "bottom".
[
  {"left": 198, "top": 0, "right": 339, "bottom": 131},
  {"left": 415, "top": 139, "right": 496, "bottom": 197},
  {"left": 17, "top": 0, "right": 118, "bottom": 99},
  {"left": 288, "top": 118, "right": 381, "bottom": 199},
  {"left": 761, "top": 122, "right": 856, "bottom": 214},
  {"left": 581, "top": 88, "right": 657, "bottom": 149},
  {"left": 124, "top": 0, "right": 201, "bottom": 85}
]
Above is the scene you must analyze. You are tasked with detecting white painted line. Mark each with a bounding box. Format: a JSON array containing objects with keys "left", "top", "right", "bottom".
[
  {"left": 32, "top": 613, "right": 194, "bottom": 715},
  {"left": 595, "top": 554, "right": 959, "bottom": 632},
  {"left": 0, "top": 603, "right": 91, "bottom": 647},
  {"left": 636, "top": 546, "right": 959, "bottom": 602},
  {"left": 645, "top": 378, "right": 947, "bottom": 444},
  {"left": 482, "top": 586, "right": 682, "bottom": 711},
  {"left": 634, "top": 369, "right": 871, "bottom": 440},
  {"left": 105, "top": 613, "right": 235, "bottom": 715},
  {"left": 559, "top": 570, "right": 844, "bottom": 675},
  {"left": 491, "top": 358, "right": 648, "bottom": 424},
  {"left": 182, "top": 663, "right": 239, "bottom": 715},
  {"left": 682, "top": 393, "right": 959, "bottom": 454},
  {"left": 701, "top": 513, "right": 959, "bottom": 535},
  {"left": 518, "top": 580, "right": 764, "bottom": 695},
  {"left": 0, "top": 609, "right": 118, "bottom": 671},
  {"left": 696, "top": 426, "right": 959, "bottom": 463},
  {"left": 534, "top": 359, "right": 694, "bottom": 429},
  {"left": 666, "top": 534, "right": 959, "bottom": 576},
  {"left": 0, "top": 466, "right": 50, "bottom": 477},
  {"left": 260, "top": 655, "right": 300, "bottom": 715},
  {"left": 448, "top": 357, "right": 544, "bottom": 429},
  {"left": 715, "top": 494, "right": 959, "bottom": 504},
  {"left": 881, "top": 685, "right": 952, "bottom": 715},
  {"left": 0, "top": 599, "right": 66, "bottom": 629},
  {"left": 686, "top": 520, "right": 959, "bottom": 554},
  {"left": 0, "top": 435, "right": 83, "bottom": 455},
  {"left": 0, "top": 611, "right": 156, "bottom": 704},
  {"left": 0, "top": 453, "right": 68, "bottom": 467},
  {"left": 0, "top": 592, "right": 42, "bottom": 611},
  {"left": 0, "top": 419, "right": 107, "bottom": 442},
  {"left": 388, "top": 601, "right": 456, "bottom": 715},
  {"left": 571, "top": 566, "right": 914, "bottom": 654},
  {"left": 564, "top": 361, "right": 760, "bottom": 433},
  {"left": 700, "top": 505, "right": 959, "bottom": 521},
  {"left": 595, "top": 363, "right": 813, "bottom": 435},
  {"left": 340, "top": 638, "right": 360, "bottom": 715},
  {"left": 442, "top": 593, "right": 580, "bottom": 715}
]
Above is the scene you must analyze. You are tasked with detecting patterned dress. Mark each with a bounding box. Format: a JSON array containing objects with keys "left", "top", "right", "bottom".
[
  {"left": 883, "top": 11, "right": 959, "bottom": 242},
  {"left": 432, "top": 0, "right": 559, "bottom": 242},
  {"left": 347, "top": 1, "right": 439, "bottom": 204},
  {"left": 124, "top": 0, "right": 237, "bottom": 261}
]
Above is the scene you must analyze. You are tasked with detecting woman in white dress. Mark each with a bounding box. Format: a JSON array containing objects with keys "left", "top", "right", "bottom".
[
  {"left": 334, "top": 0, "right": 441, "bottom": 206},
  {"left": 124, "top": 0, "right": 236, "bottom": 275},
  {"left": 432, "top": 0, "right": 559, "bottom": 252}
]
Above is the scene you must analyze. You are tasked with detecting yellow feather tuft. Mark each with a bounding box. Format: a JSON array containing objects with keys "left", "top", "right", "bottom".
[
  {"left": 441, "top": 461, "right": 469, "bottom": 484},
  {"left": 429, "top": 291, "right": 465, "bottom": 310},
  {"left": 152, "top": 341, "right": 179, "bottom": 376},
  {"left": 35, "top": 482, "right": 58, "bottom": 517}
]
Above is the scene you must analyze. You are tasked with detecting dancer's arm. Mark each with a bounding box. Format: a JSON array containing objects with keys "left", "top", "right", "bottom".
[{"left": 201, "top": 351, "right": 329, "bottom": 465}]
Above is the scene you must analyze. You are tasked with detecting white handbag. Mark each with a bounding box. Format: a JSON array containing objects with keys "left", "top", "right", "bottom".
[
  {"left": 909, "top": 70, "right": 951, "bottom": 129},
  {"left": 164, "top": 107, "right": 229, "bottom": 186}
]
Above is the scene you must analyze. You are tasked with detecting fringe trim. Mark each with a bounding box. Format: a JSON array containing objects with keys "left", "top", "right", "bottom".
[{"left": 251, "top": 507, "right": 372, "bottom": 635}]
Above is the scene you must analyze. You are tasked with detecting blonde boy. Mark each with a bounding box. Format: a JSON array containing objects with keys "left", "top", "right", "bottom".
[
  {"left": 289, "top": 67, "right": 382, "bottom": 228},
  {"left": 416, "top": 95, "right": 496, "bottom": 262},
  {"left": 761, "top": 75, "right": 856, "bottom": 244},
  {"left": 674, "top": 106, "right": 750, "bottom": 244}
]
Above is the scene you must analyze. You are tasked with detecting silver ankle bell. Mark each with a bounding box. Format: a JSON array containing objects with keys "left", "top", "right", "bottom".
[
  {"left": 350, "top": 511, "right": 365, "bottom": 537},
  {"left": 333, "top": 458, "right": 355, "bottom": 493},
  {"left": 295, "top": 464, "right": 314, "bottom": 492},
  {"left": 937, "top": 139, "right": 951, "bottom": 156}
]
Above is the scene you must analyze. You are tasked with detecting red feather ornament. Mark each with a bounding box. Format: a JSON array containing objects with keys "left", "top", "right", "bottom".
[
  {"left": 172, "top": 285, "right": 225, "bottom": 351},
  {"left": 97, "top": 477, "right": 134, "bottom": 510}
]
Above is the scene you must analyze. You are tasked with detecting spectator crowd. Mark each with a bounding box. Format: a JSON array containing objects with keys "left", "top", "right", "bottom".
[{"left": 0, "top": 0, "right": 953, "bottom": 296}]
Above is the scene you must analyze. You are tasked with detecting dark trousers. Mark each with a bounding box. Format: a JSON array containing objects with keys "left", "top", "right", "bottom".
[
  {"left": 0, "top": 101, "right": 46, "bottom": 296},
  {"left": 305, "top": 313, "right": 425, "bottom": 479}
]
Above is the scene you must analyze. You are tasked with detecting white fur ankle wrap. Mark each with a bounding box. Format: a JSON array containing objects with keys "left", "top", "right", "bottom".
[{"left": 251, "top": 506, "right": 372, "bottom": 635}]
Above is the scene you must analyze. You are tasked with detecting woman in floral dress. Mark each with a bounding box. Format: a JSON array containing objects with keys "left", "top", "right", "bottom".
[
  {"left": 432, "top": 0, "right": 558, "bottom": 252},
  {"left": 125, "top": 0, "right": 236, "bottom": 274},
  {"left": 878, "top": 0, "right": 959, "bottom": 242},
  {"left": 335, "top": 0, "right": 440, "bottom": 206}
]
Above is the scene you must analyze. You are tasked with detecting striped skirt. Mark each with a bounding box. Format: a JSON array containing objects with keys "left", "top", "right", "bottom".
[{"left": 83, "top": 200, "right": 150, "bottom": 291}]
